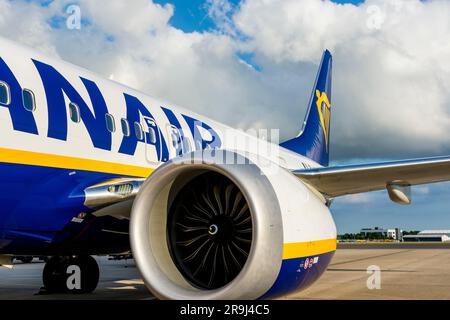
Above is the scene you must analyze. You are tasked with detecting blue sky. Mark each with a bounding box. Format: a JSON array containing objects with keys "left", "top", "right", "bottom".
[
  {"left": 152, "top": 0, "right": 237, "bottom": 33},
  {"left": 154, "top": 0, "right": 365, "bottom": 33}
]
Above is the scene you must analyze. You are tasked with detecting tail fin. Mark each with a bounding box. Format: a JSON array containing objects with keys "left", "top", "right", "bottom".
[{"left": 280, "top": 50, "right": 332, "bottom": 167}]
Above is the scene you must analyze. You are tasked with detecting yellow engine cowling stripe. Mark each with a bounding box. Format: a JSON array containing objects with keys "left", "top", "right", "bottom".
[{"left": 282, "top": 238, "right": 337, "bottom": 260}]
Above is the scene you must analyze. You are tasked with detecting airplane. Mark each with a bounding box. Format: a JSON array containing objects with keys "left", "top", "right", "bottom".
[{"left": 0, "top": 36, "right": 450, "bottom": 299}]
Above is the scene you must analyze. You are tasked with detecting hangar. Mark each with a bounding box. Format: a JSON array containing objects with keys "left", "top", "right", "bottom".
[{"left": 403, "top": 230, "right": 450, "bottom": 242}]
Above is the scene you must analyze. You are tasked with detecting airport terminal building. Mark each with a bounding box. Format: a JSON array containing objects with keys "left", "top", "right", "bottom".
[
  {"left": 360, "top": 227, "right": 402, "bottom": 240},
  {"left": 403, "top": 230, "right": 450, "bottom": 242}
]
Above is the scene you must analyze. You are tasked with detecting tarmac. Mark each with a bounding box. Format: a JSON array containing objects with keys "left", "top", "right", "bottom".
[
  {"left": 2, "top": 244, "right": 450, "bottom": 300},
  {"left": 285, "top": 244, "right": 450, "bottom": 300},
  {"left": 0, "top": 256, "right": 151, "bottom": 300}
]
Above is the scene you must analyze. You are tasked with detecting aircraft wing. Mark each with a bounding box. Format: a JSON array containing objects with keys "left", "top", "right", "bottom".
[{"left": 294, "top": 156, "right": 450, "bottom": 198}]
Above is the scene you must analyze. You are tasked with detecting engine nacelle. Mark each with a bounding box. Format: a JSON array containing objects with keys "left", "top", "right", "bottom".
[{"left": 130, "top": 150, "right": 336, "bottom": 300}]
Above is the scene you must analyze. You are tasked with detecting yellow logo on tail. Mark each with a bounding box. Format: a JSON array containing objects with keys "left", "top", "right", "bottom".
[{"left": 315, "top": 90, "right": 331, "bottom": 147}]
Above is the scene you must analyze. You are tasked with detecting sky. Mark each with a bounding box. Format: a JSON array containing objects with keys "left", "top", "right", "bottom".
[
  {"left": 153, "top": 0, "right": 365, "bottom": 33},
  {"left": 0, "top": 0, "right": 450, "bottom": 233}
]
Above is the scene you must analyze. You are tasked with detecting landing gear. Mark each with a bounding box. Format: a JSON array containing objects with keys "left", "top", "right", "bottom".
[
  {"left": 15, "top": 256, "right": 33, "bottom": 263},
  {"left": 42, "top": 255, "right": 99, "bottom": 294}
]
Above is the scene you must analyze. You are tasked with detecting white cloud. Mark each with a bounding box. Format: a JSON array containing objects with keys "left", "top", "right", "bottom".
[
  {"left": 414, "top": 186, "right": 430, "bottom": 195},
  {"left": 232, "top": 0, "right": 450, "bottom": 159},
  {"left": 0, "top": 0, "right": 449, "bottom": 161},
  {"left": 338, "top": 193, "right": 375, "bottom": 204}
]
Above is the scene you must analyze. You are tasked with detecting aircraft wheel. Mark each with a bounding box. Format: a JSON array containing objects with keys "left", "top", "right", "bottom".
[
  {"left": 19, "top": 256, "right": 33, "bottom": 263},
  {"left": 42, "top": 255, "right": 99, "bottom": 294},
  {"left": 71, "top": 255, "right": 100, "bottom": 294},
  {"left": 42, "top": 256, "right": 71, "bottom": 293}
]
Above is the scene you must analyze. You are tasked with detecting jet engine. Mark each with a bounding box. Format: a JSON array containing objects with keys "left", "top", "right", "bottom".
[{"left": 130, "top": 150, "right": 336, "bottom": 300}]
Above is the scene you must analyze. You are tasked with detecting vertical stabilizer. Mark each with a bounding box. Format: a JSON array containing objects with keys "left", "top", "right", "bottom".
[{"left": 280, "top": 50, "right": 333, "bottom": 166}]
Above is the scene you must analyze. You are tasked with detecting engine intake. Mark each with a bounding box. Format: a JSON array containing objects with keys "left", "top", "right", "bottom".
[{"left": 167, "top": 171, "right": 252, "bottom": 290}]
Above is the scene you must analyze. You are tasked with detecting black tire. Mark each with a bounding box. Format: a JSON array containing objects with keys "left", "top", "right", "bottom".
[
  {"left": 43, "top": 256, "right": 70, "bottom": 293},
  {"left": 70, "top": 255, "right": 99, "bottom": 294},
  {"left": 42, "top": 255, "right": 99, "bottom": 294},
  {"left": 15, "top": 256, "right": 33, "bottom": 263},
  {"left": 21, "top": 256, "right": 33, "bottom": 263}
]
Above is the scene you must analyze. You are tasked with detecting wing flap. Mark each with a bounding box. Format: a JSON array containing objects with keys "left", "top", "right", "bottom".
[{"left": 294, "top": 156, "right": 450, "bottom": 198}]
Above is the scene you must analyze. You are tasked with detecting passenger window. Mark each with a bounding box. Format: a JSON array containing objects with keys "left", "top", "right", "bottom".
[
  {"left": 121, "top": 118, "right": 130, "bottom": 137},
  {"left": 0, "top": 82, "right": 11, "bottom": 105},
  {"left": 148, "top": 127, "right": 157, "bottom": 144},
  {"left": 171, "top": 133, "right": 178, "bottom": 148},
  {"left": 22, "top": 89, "right": 36, "bottom": 112},
  {"left": 69, "top": 103, "right": 80, "bottom": 123},
  {"left": 170, "top": 128, "right": 180, "bottom": 148},
  {"left": 134, "top": 122, "right": 144, "bottom": 141},
  {"left": 105, "top": 113, "right": 116, "bottom": 133},
  {"left": 184, "top": 138, "right": 192, "bottom": 153}
]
